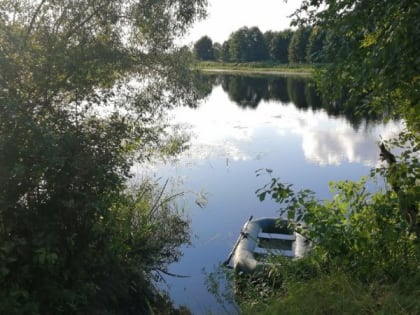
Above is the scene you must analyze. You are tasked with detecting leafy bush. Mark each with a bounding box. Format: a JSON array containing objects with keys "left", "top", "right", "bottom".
[
  {"left": 256, "top": 137, "right": 419, "bottom": 282},
  {"left": 0, "top": 173, "right": 191, "bottom": 314},
  {"left": 239, "top": 137, "right": 419, "bottom": 313},
  {"left": 0, "top": 0, "right": 207, "bottom": 313}
]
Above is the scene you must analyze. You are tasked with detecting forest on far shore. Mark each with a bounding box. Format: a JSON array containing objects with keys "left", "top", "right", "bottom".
[{"left": 193, "top": 26, "right": 325, "bottom": 64}]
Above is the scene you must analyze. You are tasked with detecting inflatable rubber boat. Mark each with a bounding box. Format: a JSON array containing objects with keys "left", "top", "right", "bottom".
[{"left": 225, "top": 216, "right": 308, "bottom": 273}]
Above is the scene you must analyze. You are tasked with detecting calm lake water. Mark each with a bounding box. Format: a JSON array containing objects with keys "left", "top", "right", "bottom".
[{"left": 134, "top": 74, "right": 401, "bottom": 314}]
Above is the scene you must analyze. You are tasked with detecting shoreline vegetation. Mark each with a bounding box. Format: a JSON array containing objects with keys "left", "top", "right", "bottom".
[{"left": 196, "top": 61, "right": 313, "bottom": 76}]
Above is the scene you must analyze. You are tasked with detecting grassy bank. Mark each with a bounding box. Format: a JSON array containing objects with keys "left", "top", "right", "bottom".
[
  {"left": 196, "top": 61, "right": 313, "bottom": 76},
  {"left": 240, "top": 271, "right": 420, "bottom": 315}
]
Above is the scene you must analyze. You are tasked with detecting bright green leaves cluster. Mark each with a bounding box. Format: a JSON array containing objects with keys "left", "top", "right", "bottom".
[
  {"left": 256, "top": 165, "right": 419, "bottom": 283},
  {"left": 289, "top": 0, "right": 420, "bottom": 250},
  {"left": 373, "top": 130, "right": 420, "bottom": 235},
  {"left": 293, "top": 0, "right": 420, "bottom": 131}
]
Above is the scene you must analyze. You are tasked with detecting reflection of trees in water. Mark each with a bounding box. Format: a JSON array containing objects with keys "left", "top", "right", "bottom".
[
  {"left": 287, "top": 77, "right": 324, "bottom": 111},
  {"left": 265, "top": 77, "right": 290, "bottom": 103},
  {"left": 193, "top": 74, "right": 390, "bottom": 129},
  {"left": 220, "top": 75, "right": 322, "bottom": 111},
  {"left": 304, "top": 82, "right": 323, "bottom": 111},
  {"left": 287, "top": 78, "right": 309, "bottom": 109},
  {"left": 191, "top": 72, "right": 219, "bottom": 104},
  {"left": 220, "top": 76, "right": 266, "bottom": 108},
  {"left": 322, "top": 99, "right": 387, "bottom": 131}
]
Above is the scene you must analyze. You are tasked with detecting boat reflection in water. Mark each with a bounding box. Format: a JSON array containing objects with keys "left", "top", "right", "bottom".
[{"left": 225, "top": 216, "right": 309, "bottom": 274}]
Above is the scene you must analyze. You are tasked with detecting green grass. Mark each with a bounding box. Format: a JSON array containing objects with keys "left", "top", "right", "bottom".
[
  {"left": 195, "top": 61, "right": 314, "bottom": 76},
  {"left": 240, "top": 271, "right": 420, "bottom": 315}
]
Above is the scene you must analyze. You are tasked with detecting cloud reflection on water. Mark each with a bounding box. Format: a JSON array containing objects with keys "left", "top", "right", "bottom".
[{"left": 168, "top": 85, "right": 402, "bottom": 167}]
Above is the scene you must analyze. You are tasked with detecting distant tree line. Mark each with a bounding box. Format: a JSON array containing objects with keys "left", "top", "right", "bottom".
[{"left": 193, "top": 26, "right": 327, "bottom": 64}]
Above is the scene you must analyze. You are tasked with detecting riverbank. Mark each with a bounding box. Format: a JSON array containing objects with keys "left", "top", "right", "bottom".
[{"left": 196, "top": 61, "right": 313, "bottom": 76}]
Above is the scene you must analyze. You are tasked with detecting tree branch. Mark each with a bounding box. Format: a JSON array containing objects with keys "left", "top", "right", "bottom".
[
  {"left": 379, "top": 142, "right": 396, "bottom": 165},
  {"left": 25, "top": 0, "right": 47, "bottom": 44}
]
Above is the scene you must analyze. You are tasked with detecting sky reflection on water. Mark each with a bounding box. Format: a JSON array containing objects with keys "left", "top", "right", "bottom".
[{"left": 133, "top": 77, "right": 402, "bottom": 314}]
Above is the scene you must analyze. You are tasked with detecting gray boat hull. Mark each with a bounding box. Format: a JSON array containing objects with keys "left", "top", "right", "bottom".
[{"left": 231, "top": 217, "right": 308, "bottom": 273}]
